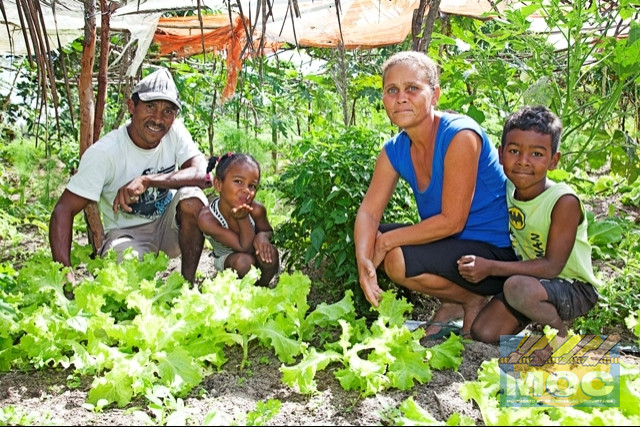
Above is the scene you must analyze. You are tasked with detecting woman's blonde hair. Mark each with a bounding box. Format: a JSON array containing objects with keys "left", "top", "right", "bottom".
[{"left": 381, "top": 51, "right": 440, "bottom": 89}]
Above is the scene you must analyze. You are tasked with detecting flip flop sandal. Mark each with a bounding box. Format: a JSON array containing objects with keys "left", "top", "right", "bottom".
[{"left": 422, "top": 321, "right": 462, "bottom": 341}]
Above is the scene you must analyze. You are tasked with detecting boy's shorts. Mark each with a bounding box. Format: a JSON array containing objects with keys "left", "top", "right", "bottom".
[
  {"left": 100, "top": 186, "right": 207, "bottom": 260},
  {"left": 379, "top": 223, "right": 518, "bottom": 296},
  {"left": 495, "top": 277, "right": 600, "bottom": 325}
]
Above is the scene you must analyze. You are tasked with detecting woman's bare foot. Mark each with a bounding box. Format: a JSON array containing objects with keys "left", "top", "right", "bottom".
[
  {"left": 460, "top": 295, "right": 490, "bottom": 338},
  {"left": 424, "top": 302, "right": 464, "bottom": 336}
]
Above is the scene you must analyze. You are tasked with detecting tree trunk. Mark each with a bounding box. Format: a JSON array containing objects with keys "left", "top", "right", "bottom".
[
  {"left": 333, "top": 42, "right": 350, "bottom": 127},
  {"left": 411, "top": 0, "right": 442, "bottom": 52},
  {"left": 80, "top": 0, "right": 104, "bottom": 255},
  {"left": 94, "top": 0, "right": 110, "bottom": 143},
  {"left": 271, "top": 103, "right": 278, "bottom": 174}
]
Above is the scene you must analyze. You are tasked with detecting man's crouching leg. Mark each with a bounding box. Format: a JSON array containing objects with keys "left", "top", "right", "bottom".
[{"left": 163, "top": 187, "right": 207, "bottom": 284}]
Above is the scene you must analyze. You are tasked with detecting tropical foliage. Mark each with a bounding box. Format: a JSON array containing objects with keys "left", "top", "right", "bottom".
[{"left": 1, "top": 0, "right": 639, "bottom": 424}]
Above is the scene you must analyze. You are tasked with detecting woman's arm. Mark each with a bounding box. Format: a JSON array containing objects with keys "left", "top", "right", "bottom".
[
  {"left": 354, "top": 150, "right": 399, "bottom": 306},
  {"left": 376, "top": 129, "right": 482, "bottom": 251},
  {"left": 355, "top": 151, "right": 398, "bottom": 264}
]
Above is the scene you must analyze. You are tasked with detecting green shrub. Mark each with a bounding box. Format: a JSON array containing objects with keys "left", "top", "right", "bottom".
[{"left": 274, "top": 126, "right": 416, "bottom": 315}]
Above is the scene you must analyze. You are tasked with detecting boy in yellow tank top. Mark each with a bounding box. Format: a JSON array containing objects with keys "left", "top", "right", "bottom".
[{"left": 457, "top": 105, "right": 600, "bottom": 343}]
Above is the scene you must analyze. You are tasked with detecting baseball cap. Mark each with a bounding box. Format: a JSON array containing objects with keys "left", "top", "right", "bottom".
[{"left": 132, "top": 68, "right": 181, "bottom": 110}]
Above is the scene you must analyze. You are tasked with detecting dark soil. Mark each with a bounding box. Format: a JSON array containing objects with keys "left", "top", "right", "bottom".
[{"left": 0, "top": 252, "right": 637, "bottom": 425}]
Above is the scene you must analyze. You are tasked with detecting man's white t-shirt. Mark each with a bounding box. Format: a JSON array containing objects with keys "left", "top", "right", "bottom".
[{"left": 67, "top": 120, "right": 202, "bottom": 233}]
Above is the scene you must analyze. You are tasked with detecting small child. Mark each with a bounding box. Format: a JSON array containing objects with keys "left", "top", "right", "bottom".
[
  {"left": 198, "top": 153, "right": 279, "bottom": 287},
  {"left": 457, "top": 105, "right": 601, "bottom": 343}
]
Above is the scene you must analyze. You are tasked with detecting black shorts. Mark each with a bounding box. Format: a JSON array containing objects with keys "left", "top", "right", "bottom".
[
  {"left": 495, "top": 278, "right": 600, "bottom": 325},
  {"left": 379, "top": 223, "right": 518, "bottom": 296}
]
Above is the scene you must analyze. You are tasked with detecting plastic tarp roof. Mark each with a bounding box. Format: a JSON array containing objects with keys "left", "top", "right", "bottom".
[
  {"left": 254, "top": 0, "right": 510, "bottom": 48},
  {"left": 1, "top": 0, "right": 510, "bottom": 75}
]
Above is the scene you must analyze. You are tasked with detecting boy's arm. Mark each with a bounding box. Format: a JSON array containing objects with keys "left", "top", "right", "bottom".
[{"left": 458, "top": 194, "right": 582, "bottom": 282}]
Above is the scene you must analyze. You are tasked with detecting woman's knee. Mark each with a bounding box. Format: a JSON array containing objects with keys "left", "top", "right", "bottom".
[{"left": 383, "top": 247, "right": 406, "bottom": 282}]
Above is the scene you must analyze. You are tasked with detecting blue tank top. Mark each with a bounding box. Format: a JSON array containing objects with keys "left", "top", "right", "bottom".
[{"left": 384, "top": 113, "right": 511, "bottom": 248}]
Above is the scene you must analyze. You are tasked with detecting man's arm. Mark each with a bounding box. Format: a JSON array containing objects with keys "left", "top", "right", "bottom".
[
  {"left": 138, "top": 154, "right": 208, "bottom": 189},
  {"left": 49, "top": 190, "right": 91, "bottom": 267},
  {"left": 113, "top": 154, "right": 209, "bottom": 213}
]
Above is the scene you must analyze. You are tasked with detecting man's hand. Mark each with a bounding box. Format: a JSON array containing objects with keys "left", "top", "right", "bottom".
[
  {"left": 113, "top": 177, "right": 147, "bottom": 214},
  {"left": 63, "top": 269, "right": 78, "bottom": 300}
]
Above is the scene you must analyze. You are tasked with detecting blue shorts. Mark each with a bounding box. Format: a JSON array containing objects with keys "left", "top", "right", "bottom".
[{"left": 379, "top": 223, "right": 518, "bottom": 296}]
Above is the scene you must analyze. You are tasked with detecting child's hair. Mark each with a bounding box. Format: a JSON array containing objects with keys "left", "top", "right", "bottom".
[
  {"left": 207, "top": 152, "right": 261, "bottom": 181},
  {"left": 502, "top": 105, "right": 563, "bottom": 154}
]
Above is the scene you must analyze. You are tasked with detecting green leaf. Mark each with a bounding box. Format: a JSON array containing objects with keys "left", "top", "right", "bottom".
[
  {"left": 394, "top": 397, "right": 443, "bottom": 425},
  {"left": 65, "top": 312, "right": 90, "bottom": 333},
  {"left": 376, "top": 290, "right": 413, "bottom": 327},
  {"left": 88, "top": 373, "right": 134, "bottom": 409},
  {"left": 387, "top": 345, "right": 432, "bottom": 390},
  {"left": 155, "top": 347, "right": 203, "bottom": 393},
  {"left": 253, "top": 317, "right": 303, "bottom": 364},
  {"left": 280, "top": 347, "right": 342, "bottom": 394},
  {"left": 310, "top": 227, "right": 325, "bottom": 251},
  {"left": 300, "top": 290, "right": 356, "bottom": 340},
  {"left": 588, "top": 219, "right": 624, "bottom": 246},
  {"left": 428, "top": 334, "right": 465, "bottom": 370},
  {"left": 334, "top": 353, "right": 389, "bottom": 396}
]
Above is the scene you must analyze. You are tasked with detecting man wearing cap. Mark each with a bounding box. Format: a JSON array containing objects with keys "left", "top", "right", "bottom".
[{"left": 49, "top": 68, "right": 211, "bottom": 289}]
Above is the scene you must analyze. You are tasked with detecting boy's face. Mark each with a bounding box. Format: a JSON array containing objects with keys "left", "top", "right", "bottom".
[{"left": 499, "top": 128, "right": 561, "bottom": 198}]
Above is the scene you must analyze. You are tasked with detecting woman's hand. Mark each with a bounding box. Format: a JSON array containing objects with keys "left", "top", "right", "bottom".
[
  {"left": 357, "top": 257, "right": 384, "bottom": 307},
  {"left": 371, "top": 232, "right": 389, "bottom": 270}
]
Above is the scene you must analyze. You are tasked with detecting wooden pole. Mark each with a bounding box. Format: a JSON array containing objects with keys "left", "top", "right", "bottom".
[{"left": 79, "top": 0, "right": 104, "bottom": 255}]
